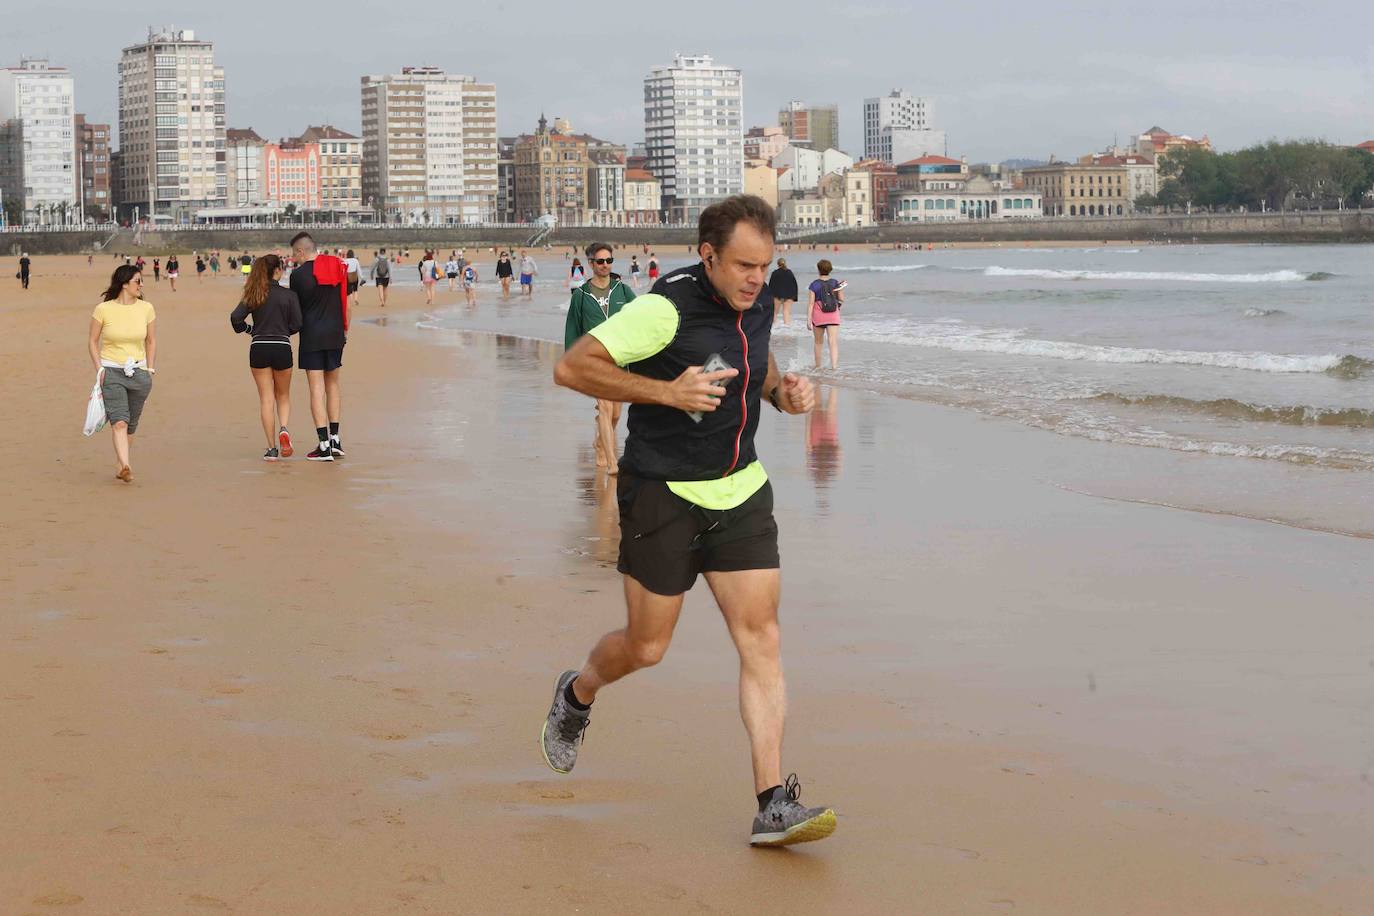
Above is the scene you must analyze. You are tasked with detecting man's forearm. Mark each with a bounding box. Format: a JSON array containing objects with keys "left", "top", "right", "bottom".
[{"left": 557, "top": 355, "right": 671, "bottom": 405}]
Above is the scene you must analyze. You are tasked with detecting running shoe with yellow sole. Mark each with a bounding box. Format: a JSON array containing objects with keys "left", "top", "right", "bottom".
[
  {"left": 749, "top": 774, "right": 837, "bottom": 846},
  {"left": 540, "top": 669, "right": 590, "bottom": 774}
]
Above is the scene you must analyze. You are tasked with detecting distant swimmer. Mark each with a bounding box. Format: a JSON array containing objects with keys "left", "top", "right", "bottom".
[{"left": 545, "top": 195, "right": 835, "bottom": 847}]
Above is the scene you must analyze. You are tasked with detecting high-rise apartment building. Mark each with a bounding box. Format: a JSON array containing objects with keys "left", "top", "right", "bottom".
[
  {"left": 0, "top": 58, "right": 78, "bottom": 224},
  {"left": 116, "top": 28, "right": 227, "bottom": 221},
  {"left": 360, "top": 66, "right": 498, "bottom": 223},
  {"left": 496, "top": 136, "right": 516, "bottom": 222},
  {"left": 75, "top": 115, "right": 111, "bottom": 220},
  {"left": 863, "top": 89, "right": 940, "bottom": 163},
  {"left": 225, "top": 127, "right": 265, "bottom": 207},
  {"left": 644, "top": 53, "right": 743, "bottom": 223},
  {"left": 779, "top": 101, "right": 840, "bottom": 153},
  {"left": 297, "top": 125, "right": 363, "bottom": 215}
]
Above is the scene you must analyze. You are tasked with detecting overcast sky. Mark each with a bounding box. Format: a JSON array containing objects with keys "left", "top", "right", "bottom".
[{"left": 6, "top": 0, "right": 1372, "bottom": 162}]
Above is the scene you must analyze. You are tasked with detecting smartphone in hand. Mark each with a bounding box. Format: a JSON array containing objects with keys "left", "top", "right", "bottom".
[{"left": 687, "top": 352, "right": 734, "bottom": 423}]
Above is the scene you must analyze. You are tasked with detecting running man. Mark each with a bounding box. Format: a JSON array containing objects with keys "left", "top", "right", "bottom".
[
  {"left": 519, "top": 251, "right": 538, "bottom": 298},
  {"left": 544, "top": 195, "right": 834, "bottom": 847},
  {"left": 563, "top": 242, "right": 635, "bottom": 476},
  {"left": 288, "top": 232, "right": 349, "bottom": 461}
]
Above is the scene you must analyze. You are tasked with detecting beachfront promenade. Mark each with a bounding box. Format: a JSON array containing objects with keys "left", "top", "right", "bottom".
[{"left": 5, "top": 209, "right": 1374, "bottom": 256}]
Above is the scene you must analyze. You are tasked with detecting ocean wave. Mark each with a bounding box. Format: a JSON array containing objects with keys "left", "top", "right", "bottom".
[
  {"left": 831, "top": 264, "right": 929, "bottom": 272},
  {"left": 1242, "top": 307, "right": 1285, "bottom": 318},
  {"left": 984, "top": 266, "right": 1313, "bottom": 283},
  {"left": 1084, "top": 393, "right": 1374, "bottom": 428},
  {"left": 838, "top": 319, "right": 1366, "bottom": 375}
]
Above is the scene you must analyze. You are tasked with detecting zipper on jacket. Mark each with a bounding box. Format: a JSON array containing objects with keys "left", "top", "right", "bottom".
[{"left": 725, "top": 310, "right": 749, "bottom": 477}]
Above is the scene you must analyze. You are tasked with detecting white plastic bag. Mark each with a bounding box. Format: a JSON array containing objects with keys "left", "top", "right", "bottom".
[{"left": 83, "top": 369, "right": 107, "bottom": 437}]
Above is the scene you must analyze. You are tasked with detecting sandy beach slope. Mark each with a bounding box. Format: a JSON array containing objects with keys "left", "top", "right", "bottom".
[{"left": 1, "top": 256, "right": 1370, "bottom": 913}]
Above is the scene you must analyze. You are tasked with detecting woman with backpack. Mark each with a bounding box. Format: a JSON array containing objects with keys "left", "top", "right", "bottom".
[
  {"left": 808, "top": 259, "right": 845, "bottom": 370},
  {"left": 420, "top": 250, "right": 439, "bottom": 306}
]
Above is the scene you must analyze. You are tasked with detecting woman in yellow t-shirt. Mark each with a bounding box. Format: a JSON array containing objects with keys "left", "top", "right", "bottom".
[{"left": 88, "top": 265, "right": 157, "bottom": 482}]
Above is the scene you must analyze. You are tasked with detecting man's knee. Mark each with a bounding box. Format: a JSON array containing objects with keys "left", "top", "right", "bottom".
[
  {"left": 112, "top": 420, "right": 129, "bottom": 431},
  {"left": 734, "top": 617, "right": 781, "bottom": 657},
  {"left": 627, "top": 636, "right": 670, "bottom": 670}
]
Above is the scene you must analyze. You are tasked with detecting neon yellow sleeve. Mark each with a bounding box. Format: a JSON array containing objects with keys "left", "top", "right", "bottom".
[{"left": 587, "top": 293, "right": 679, "bottom": 367}]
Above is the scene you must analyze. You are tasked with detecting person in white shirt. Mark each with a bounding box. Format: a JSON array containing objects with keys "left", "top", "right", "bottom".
[
  {"left": 343, "top": 249, "right": 363, "bottom": 309},
  {"left": 445, "top": 255, "right": 460, "bottom": 291}
]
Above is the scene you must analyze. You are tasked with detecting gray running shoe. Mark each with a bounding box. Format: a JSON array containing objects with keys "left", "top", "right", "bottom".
[
  {"left": 540, "top": 669, "right": 590, "bottom": 774},
  {"left": 749, "top": 774, "right": 837, "bottom": 847}
]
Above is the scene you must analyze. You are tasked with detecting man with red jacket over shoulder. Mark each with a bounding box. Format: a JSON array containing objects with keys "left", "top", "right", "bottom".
[{"left": 289, "top": 231, "right": 350, "bottom": 461}]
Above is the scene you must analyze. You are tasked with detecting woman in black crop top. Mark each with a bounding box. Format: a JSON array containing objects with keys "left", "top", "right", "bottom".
[{"left": 230, "top": 254, "right": 303, "bottom": 460}]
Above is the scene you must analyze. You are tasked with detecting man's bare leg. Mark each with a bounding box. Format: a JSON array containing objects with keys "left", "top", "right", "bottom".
[
  {"left": 704, "top": 568, "right": 784, "bottom": 793},
  {"left": 573, "top": 576, "right": 684, "bottom": 704}
]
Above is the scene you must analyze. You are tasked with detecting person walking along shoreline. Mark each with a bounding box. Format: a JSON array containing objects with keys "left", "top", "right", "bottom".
[
  {"left": 563, "top": 242, "right": 635, "bottom": 476},
  {"left": 231, "top": 254, "right": 303, "bottom": 460},
  {"left": 88, "top": 265, "right": 156, "bottom": 482},
  {"left": 289, "top": 232, "right": 349, "bottom": 461}
]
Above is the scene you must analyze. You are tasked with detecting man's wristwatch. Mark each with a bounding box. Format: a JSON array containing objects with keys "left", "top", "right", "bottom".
[{"left": 768, "top": 385, "right": 782, "bottom": 412}]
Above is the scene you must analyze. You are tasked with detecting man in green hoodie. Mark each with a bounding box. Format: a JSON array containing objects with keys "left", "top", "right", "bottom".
[{"left": 565, "top": 242, "right": 636, "bottom": 475}]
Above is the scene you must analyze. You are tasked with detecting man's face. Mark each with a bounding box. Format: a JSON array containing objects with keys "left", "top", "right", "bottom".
[
  {"left": 589, "top": 248, "right": 613, "bottom": 280},
  {"left": 700, "top": 222, "right": 775, "bottom": 312}
]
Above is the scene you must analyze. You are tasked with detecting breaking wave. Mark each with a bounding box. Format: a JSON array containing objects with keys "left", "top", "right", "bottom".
[{"left": 984, "top": 266, "right": 1315, "bottom": 283}]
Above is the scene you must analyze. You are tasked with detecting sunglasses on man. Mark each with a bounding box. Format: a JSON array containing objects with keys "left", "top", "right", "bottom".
[{"left": 591, "top": 258, "right": 614, "bottom": 265}]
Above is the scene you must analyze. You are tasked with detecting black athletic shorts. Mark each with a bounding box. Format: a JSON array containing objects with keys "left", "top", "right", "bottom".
[
  {"left": 249, "top": 339, "right": 293, "bottom": 370},
  {"left": 616, "top": 474, "right": 780, "bottom": 596},
  {"left": 299, "top": 347, "right": 344, "bottom": 371},
  {"left": 375, "top": 277, "right": 390, "bottom": 287},
  {"left": 347, "top": 280, "right": 359, "bottom": 294}
]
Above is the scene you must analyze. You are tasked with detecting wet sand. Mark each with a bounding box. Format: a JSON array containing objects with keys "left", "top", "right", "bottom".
[{"left": 1, "top": 256, "right": 1370, "bottom": 913}]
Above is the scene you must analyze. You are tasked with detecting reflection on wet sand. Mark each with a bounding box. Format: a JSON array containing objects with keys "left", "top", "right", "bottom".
[
  {"left": 806, "top": 386, "right": 843, "bottom": 511},
  {"left": 574, "top": 463, "right": 622, "bottom": 565}
]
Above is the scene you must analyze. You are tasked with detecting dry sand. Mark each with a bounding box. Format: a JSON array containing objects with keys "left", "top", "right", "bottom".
[{"left": 1, "top": 256, "right": 1370, "bottom": 914}]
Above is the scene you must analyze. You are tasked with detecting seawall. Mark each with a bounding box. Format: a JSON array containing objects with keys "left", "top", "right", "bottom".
[{"left": 4, "top": 210, "right": 1372, "bottom": 256}]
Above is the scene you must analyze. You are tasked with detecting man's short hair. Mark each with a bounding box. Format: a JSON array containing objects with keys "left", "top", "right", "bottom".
[
  {"left": 817, "top": 259, "right": 833, "bottom": 276},
  {"left": 585, "top": 242, "right": 613, "bottom": 259},
  {"left": 290, "top": 231, "right": 314, "bottom": 248},
  {"left": 698, "top": 195, "right": 777, "bottom": 253}
]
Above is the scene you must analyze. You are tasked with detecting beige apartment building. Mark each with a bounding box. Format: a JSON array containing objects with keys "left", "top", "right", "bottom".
[
  {"left": 744, "top": 158, "right": 778, "bottom": 208},
  {"left": 512, "top": 115, "right": 625, "bottom": 225},
  {"left": 360, "top": 66, "right": 497, "bottom": 223},
  {"left": 297, "top": 125, "right": 363, "bottom": 215},
  {"left": 624, "top": 168, "right": 661, "bottom": 224},
  {"left": 116, "top": 29, "right": 227, "bottom": 221},
  {"left": 1022, "top": 162, "right": 1128, "bottom": 217}
]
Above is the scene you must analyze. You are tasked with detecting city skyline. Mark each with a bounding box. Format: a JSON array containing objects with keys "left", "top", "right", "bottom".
[{"left": 2, "top": 0, "right": 1370, "bottom": 165}]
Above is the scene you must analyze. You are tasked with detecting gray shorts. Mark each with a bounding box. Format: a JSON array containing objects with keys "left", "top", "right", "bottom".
[{"left": 102, "top": 368, "right": 153, "bottom": 433}]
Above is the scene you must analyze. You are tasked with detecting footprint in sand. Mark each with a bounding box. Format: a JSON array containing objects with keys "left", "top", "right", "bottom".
[
  {"left": 402, "top": 863, "right": 445, "bottom": 885},
  {"left": 187, "top": 893, "right": 230, "bottom": 909},
  {"left": 32, "top": 891, "right": 84, "bottom": 906}
]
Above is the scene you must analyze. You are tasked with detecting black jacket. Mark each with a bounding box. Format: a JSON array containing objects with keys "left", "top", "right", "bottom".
[
  {"left": 768, "top": 267, "right": 798, "bottom": 301},
  {"left": 621, "top": 263, "right": 774, "bottom": 481},
  {"left": 231, "top": 285, "right": 303, "bottom": 340},
  {"left": 290, "top": 261, "right": 346, "bottom": 352}
]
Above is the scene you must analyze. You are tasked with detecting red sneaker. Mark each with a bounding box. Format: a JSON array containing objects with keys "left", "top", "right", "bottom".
[{"left": 278, "top": 428, "right": 293, "bottom": 458}]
